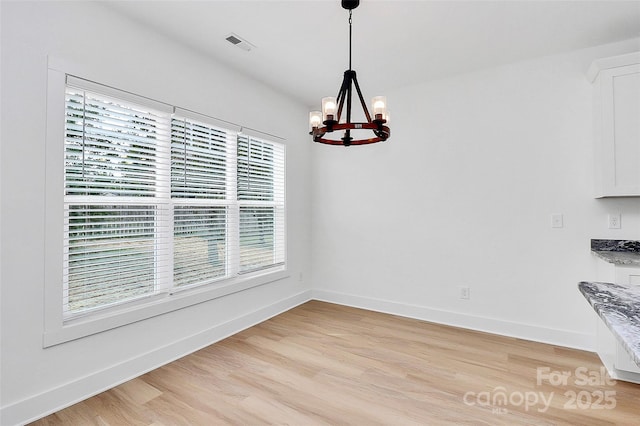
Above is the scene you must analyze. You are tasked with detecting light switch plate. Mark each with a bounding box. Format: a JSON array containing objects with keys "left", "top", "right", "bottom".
[{"left": 551, "top": 214, "right": 563, "bottom": 228}]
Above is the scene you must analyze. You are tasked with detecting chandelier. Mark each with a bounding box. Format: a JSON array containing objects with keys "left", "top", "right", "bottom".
[{"left": 309, "top": 0, "right": 390, "bottom": 146}]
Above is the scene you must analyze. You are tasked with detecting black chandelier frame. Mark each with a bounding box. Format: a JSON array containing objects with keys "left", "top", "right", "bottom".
[{"left": 310, "top": 0, "right": 390, "bottom": 146}]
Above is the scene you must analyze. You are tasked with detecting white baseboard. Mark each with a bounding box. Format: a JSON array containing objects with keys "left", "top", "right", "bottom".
[
  {"left": 1, "top": 290, "right": 312, "bottom": 426},
  {"left": 2, "top": 288, "right": 596, "bottom": 425},
  {"left": 312, "top": 289, "right": 596, "bottom": 352}
]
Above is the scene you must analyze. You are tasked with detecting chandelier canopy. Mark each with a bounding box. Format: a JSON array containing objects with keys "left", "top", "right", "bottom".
[{"left": 309, "top": 0, "right": 390, "bottom": 146}]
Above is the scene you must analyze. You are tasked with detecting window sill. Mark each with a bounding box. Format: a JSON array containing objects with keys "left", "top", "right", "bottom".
[{"left": 43, "top": 268, "right": 289, "bottom": 348}]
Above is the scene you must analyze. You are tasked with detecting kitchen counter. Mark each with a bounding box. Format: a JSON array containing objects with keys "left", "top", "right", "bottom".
[
  {"left": 578, "top": 281, "right": 640, "bottom": 367},
  {"left": 592, "top": 251, "right": 640, "bottom": 266},
  {"left": 591, "top": 239, "right": 640, "bottom": 266}
]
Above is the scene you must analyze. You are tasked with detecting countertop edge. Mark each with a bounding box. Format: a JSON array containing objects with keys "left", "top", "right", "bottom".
[
  {"left": 578, "top": 281, "right": 640, "bottom": 367},
  {"left": 591, "top": 251, "right": 640, "bottom": 266}
]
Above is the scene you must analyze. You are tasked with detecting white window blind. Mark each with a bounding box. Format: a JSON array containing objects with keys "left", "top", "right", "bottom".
[
  {"left": 64, "top": 87, "right": 170, "bottom": 197},
  {"left": 173, "top": 206, "right": 228, "bottom": 287},
  {"left": 171, "top": 116, "right": 237, "bottom": 288},
  {"left": 64, "top": 84, "right": 171, "bottom": 316},
  {"left": 170, "top": 117, "right": 233, "bottom": 199},
  {"left": 65, "top": 205, "right": 161, "bottom": 312},
  {"left": 62, "top": 78, "right": 286, "bottom": 320},
  {"left": 237, "top": 135, "right": 285, "bottom": 273}
]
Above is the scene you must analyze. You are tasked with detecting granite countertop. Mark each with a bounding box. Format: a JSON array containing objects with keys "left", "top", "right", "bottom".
[
  {"left": 578, "top": 281, "right": 640, "bottom": 367},
  {"left": 591, "top": 239, "right": 640, "bottom": 266}
]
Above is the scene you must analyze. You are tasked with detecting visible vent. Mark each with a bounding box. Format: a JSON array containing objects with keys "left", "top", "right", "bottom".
[
  {"left": 226, "top": 35, "right": 242, "bottom": 45},
  {"left": 225, "top": 33, "right": 255, "bottom": 51}
]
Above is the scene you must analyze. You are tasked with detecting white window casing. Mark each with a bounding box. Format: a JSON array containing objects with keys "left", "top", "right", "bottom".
[{"left": 44, "top": 66, "right": 287, "bottom": 346}]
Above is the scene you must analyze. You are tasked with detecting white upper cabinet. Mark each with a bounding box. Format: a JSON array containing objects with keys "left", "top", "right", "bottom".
[{"left": 588, "top": 52, "right": 640, "bottom": 198}]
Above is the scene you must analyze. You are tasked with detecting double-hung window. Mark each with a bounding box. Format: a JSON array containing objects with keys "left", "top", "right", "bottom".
[
  {"left": 170, "top": 114, "right": 236, "bottom": 288},
  {"left": 63, "top": 83, "right": 172, "bottom": 315},
  {"left": 61, "top": 77, "right": 285, "bottom": 322},
  {"left": 237, "top": 135, "right": 286, "bottom": 273}
]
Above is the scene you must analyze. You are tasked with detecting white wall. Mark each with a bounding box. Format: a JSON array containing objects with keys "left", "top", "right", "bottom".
[
  {"left": 0, "top": 2, "right": 311, "bottom": 424},
  {"left": 2, "top": 1, "right": 639, "bottom": 424},
  {"left": 311, "top": 39, "right": 640, "bottom": 350}
]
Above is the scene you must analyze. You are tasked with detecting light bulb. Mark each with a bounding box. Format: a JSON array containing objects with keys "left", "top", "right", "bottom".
[
  {"left": 371, "top": 96, "right": 387, "bottom": 121},
  {"left": 322, "top": 97, "right": 337, "bottom": 121},
  {"left": 309, "top": 111, "right": 322, "bottom": 131},
  {"left": 325, "top": 102, "right": 336, "bottom": 113}
]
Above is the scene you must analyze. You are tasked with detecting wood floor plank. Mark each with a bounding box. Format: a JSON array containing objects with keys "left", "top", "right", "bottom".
[{"left": 30, "top": 301, "right": 640, "bottom": 425}]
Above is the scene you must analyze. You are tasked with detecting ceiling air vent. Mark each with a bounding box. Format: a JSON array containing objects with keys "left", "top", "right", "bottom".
[{"left": 225, "top": 33, "right": 255, "bottom": 51}]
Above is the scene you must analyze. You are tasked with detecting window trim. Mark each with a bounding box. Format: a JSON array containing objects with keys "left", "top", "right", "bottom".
[
  {"left": 44, "top": 58, "right": 288, "bottom": 348},
  {"left": 237, "top": 134, "right": 286, "bottom": 274}
]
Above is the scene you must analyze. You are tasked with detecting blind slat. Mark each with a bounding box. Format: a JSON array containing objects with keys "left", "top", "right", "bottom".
[
  {"left": 63, "top": 82, "right": 285, "bottom": 318},
  {"left": 238, "top": 135, "right": 285, "bottom": 273},
  {"left": 170, "top": 116, "right": 233, "bottom": 200}
]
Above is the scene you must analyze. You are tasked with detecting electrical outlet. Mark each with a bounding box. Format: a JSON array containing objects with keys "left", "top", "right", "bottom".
[
  {"left": 551, "top": 214, "right": 563, "bottom": 228},
  {"left": 459, "top": 286, "right": 470, "bottom": 300},
  {"left": 608, "top": 213, "right": 621, "bottom": 229}
]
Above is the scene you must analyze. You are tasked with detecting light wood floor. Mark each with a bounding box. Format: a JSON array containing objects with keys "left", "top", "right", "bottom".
[{"left": 32, "top": 301, "right": 640, "bottom": 425}]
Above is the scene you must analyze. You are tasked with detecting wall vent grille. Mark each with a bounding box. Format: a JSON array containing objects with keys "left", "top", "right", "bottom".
[{"left": 225, "top": 33, "right": 254, "bottom": 51}]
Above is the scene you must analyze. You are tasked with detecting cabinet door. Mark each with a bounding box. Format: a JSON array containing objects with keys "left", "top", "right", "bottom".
[
  {"left": 614, "top": 266, "right": 640, "bottom": 286},
  {"left": 598, "top": 64, "right": 640, "bottom": 197},
  {"left": 613, "top": 266, "right": 640, "bottom": 372},
  {"left": 615, "top": 343, "right": 640, "bottom": 373}
]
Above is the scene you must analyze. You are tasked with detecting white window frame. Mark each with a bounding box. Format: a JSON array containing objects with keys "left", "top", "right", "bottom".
[
  {"left": 237, "top": 132, "right": 286, "bottom": 274},
  {"left": 44, "top": 59, "right": 287, "bottom": 347},
  {"left": 169, "top": 109, "right": 238, "bottom": 291}
]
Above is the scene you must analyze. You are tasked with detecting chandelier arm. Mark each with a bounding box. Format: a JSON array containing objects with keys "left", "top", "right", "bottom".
[
  {"left": 335, "top": 73, "right": 350, "bottom": 123},
  {"left": 346, "top": 74, "right": 353, "bottom": 124},
  {"left": 343, "top": 75, "right": 353, "bottom": 145},
  {"left": 351, "top": 73, "right": 372, "bottom": 123}
]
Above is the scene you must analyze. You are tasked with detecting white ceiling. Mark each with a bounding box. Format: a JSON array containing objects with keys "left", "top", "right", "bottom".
[{"left": 105, "top": 0, "right": 640, "bottom": 108}]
